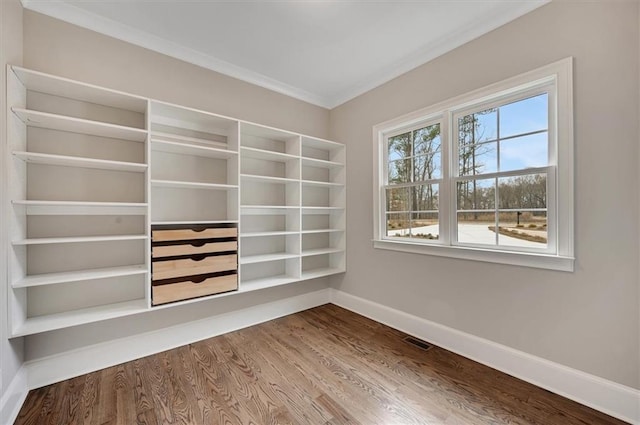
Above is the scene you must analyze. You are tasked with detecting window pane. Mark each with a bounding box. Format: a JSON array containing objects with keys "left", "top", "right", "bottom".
[
  {"left": 457, "top": 212, "right": 497, "bottom": 245},
  {"left": 496, "top": 211, "right": 547, "bottom": 249},
  {"left": 413, "top": 124, "right": 441, "bottom": 156},
  {"left": 459, "top": 142, "right": 497, "bottom": 176},
  {"left": 500, "top": 93, "right": 548, "bottom": 138},
  {"left": 388, "top": 132, "right": 411, "bottom": 161},
  {"left": 410, "top": 212, "right": 439, "bottom": 241},
  {"left": 412, "top": 184, "right": 439, "bottom": 211},
  {"left": 386, "top": 187, "right": 410, "bottom": 212},
  {"left": 457, "top": 178, "right": 495, "bottom": 210},
  {"left": 386, "top": 213, "right": 410, "bottom": 237},
  {"left": 388, "top": 159, "right": 411, "bottom": 183},
  {"left": 475, "top": 109, "right": 498, "bottom": 142},
  {"left": 498, "top": 174, "right": 546, "bottom": 209},
  {"left": 414, "top": 152, "right": 441, "bottom": 181},
  {"left": 499, "top": 132, "right": 548, "bottom": 172}
]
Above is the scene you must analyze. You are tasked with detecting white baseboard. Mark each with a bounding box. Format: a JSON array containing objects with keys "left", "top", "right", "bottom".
[
  {"left": 330, "top": 289, "right": 640, "bottom": 425},
  {"left": 26, "top": 288, "right": 331, "bottom": 391},
  {"left": 0, "top": 366, "right": 28, "bottom": 425}
]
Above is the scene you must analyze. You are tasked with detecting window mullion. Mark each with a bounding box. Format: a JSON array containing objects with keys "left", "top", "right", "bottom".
[{"left": 439, "top": 113, "right": 452, "bottom": 246}]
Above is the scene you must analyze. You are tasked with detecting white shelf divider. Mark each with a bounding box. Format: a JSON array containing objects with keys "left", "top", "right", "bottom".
[
  {"left": 301, "top": 248, "right": 344, "bottom": 257},
  {"left": 151, "top": 138, "right": 237, "bottom": 159},
  {"left": 300, "top": 267, "right": 345, "bottom": 280},
  {"left": 240, "top": 230, "right": 299, "bottom": 238},
  {"left": 13, "top": 264, "right": 147, "bottom": 288},
  {"left": 240, "top": 253, "right": 299, "bottom": 265},
  {"left": 151, "top": 179, "right": 238, "bottom": 190},
  {"left": 12, "top": 108, "right": 147, "bottom": 142},
  {"left": 12, "top": 200, "right": 148, "bottom": 215},
  {"left": 240, "top": 146, "right": 299, "bottom": 162},
  {"left": 13, "top": 234, "right": 148, "bottom": 245},
  {"left": 12, "top": 299, "right": 149, "bottom": 337},
  {"left": 300, "top": 228, "right": 345, "bottom": 234},
  {"left": 301, "top": 179, "right": 344, "bottom": 187},
  {"left": 301, "top": 157, "right": 343, "bottom": 169},
  {"left": 13, "top": 151, "right": 148, "bottom": 172},
  {"left": 241, "top": 174, "right": 299, "bottom": 184}
]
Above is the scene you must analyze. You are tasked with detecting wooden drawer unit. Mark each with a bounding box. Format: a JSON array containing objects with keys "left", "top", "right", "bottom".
[
  {"left": 152, "top": 274, "right": 238, "bottom": 306},
  {"left": 153, "top": 254, "right": 237, "bottom": 280},
  {"left": 151, "top": 223, "right": 238, "bottom": 305}
]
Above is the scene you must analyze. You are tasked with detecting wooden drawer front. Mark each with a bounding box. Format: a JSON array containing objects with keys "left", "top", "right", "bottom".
[
  {"left": 153, "top": 255, "right": 237, "bottom": 280},
  {"left": 152, "top": 274, "right": 237, "bottom": 305},
  {"left": 152, "top": 227, "right": 237, "bottom": 242},
  {"left": 152, "top": 241, "right": 237, "bottom": 258}
]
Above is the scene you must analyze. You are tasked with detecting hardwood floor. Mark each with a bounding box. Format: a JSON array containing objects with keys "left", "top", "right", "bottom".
[{"left": 15, "top": 304, "right": 627, "bottom": 425}]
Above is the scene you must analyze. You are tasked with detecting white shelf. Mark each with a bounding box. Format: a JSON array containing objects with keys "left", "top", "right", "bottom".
[
  {"left": 240, "top": 231, "right": 299, "bottom": 238},
  {"left": 13, "top": 234, "right": 147, "bottom": 245},
  {"left": 13, "top": 151, "right": 147, "bottom": 172},
  {"left": 241, "top": 205, "right": 299, "bottom": 209},
  {"left": 11, "top": 66, "right": 148, "bottom": 113},
  {"left": 151, "top": 179, "right": 238, "bottom": 190},
  {"left": 241, "top": 174, "right": 299, "bottom": 184},
  {"left": 301, "top": 179, "right": 344, "bottom": 188},
  {"left": 240, "top": 275, "right": 300, "bottom": 292},
  {"left": 301, "top": 248, "right": 344, "bottom": 257},
  {"left": 13, "top": 265, "right": 147, "bottom": 288},
  {"left": 301, "top": 228, "right": 345, "bottom": 234},
  {"left": 151, "top": 138, "right": 236, "bottom": 159},
  {"left": 241, "top": 146, "right": 299, "bottom": 162},
  {"left": 302, "top": 206, "right": 345, "bottom": 214},
  {"left": 12, "top": 108, "right": 147, "bottom": 142},
  {"left": 301, "top": 267, "right": 345, "bottom": 280},
  {"left": 301, "top": 137, "right": 344, "bottom": 151},
  {"left": 151, "top": 131, "right": 228, "bottom": 149},
  {"left": 151, "top": 220, "right": 238, "bottom": 226},
  {"left": 302, "top": 157, "right": 343, "bottom": 169},
  {"left": 240, "top": 253, "right": 299, "bottom": 264},
  {"left": 12, "top": 200, "right": 148, "bottom": 215},
  {"left": 240, "top": 206, "right": 299, "bottom": 215},
  {"left": 11, "top": 299, "right": 148, "bottom": 337}
]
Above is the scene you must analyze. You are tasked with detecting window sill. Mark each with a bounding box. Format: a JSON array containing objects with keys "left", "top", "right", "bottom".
[{"left": 373, "top": 239, "right": 574, "bottom": 272}]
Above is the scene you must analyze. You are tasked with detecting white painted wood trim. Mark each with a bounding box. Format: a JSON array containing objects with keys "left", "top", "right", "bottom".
[
  {"left": 330, "top": 289, "right": 640, "bottom": 425},
  {"left": 25, "top": 288, "right": 331, "bottom": 391},
  {"left": 0, "top": 366, "right": 28, "bottom": 425}
]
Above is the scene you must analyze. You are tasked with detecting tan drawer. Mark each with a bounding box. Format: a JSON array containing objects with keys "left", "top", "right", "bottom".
[
  {"left": 152, "top": 241, "right": 237, "bottom": 258},
  {"left": 153, "top": 254, "right": 237, "bottom": 280},
  {"left": 152, "top": 227, "right": 237, "bottom": 242},
  {"left": 152, "top": 274, "right": 237, "bottom": 305}
]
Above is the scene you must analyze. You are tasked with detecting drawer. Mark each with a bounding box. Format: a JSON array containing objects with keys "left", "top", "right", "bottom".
[
  {"left": 152, "top": 241, "right": 237, "bottom": 258},
  {"left": 152, "top": 227, "right": 237, "bottom": 242},
  {"left": 153, "top": 254, "right": 237, "bottom": 280},
  {"left": 152, "top": 274, "right": 237, "bottom": 305}
]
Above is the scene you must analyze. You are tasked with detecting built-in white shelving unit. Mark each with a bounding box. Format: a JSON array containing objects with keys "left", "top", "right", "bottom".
[
  {"left": 7, "top": 66, "right": 150, "bottom": 337},
  {"left": 5, "top": 66, "right": 345, "bottom": 337}
]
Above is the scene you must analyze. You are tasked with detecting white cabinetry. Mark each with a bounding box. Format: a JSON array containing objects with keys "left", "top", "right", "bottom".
[{"left": 5, "top": 66, "right": 345, "bottom": 337}]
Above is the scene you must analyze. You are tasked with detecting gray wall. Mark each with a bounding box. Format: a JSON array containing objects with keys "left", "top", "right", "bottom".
[
  {"left": 21, "top": 10, "right": 332, "bottom": 361},
  {"left": 330, "top": 1, "right": 640, "bottom": 389},
  {"left": 0, "top": 0, "right": 24, "bottom": 407}
]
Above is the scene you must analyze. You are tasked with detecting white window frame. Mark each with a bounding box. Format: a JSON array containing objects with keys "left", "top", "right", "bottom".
[{"left": 373, "top": 58, "right": 574, "bottom": 272}]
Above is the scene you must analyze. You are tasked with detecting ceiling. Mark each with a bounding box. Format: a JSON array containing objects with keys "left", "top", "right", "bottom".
[{"left": 21, "top": 0, "right": 548, "bottom": 109}]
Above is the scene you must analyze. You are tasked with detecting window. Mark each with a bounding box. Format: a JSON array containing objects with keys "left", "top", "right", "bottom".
[{"left": 373, "top": 58, "right": 574, "bottom": 271}]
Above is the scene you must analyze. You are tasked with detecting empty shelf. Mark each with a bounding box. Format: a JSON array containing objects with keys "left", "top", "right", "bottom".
[
  {"left": 13, "top": 234, "right": 147, "bottom": 245},
  {"left": 240, "top": 231, "right": 299, "bottom": 237},
  {"left": 12, "top": 200, "right": 148, "bottom": 215},
  {"left": 241, "top": 174, "right": 299, "bottom": 184},
  {"left": 240, "top": 253, "right": 299, "bottom": 264},
  {"left": 151, "top": 139, "right": 237, "bottom": 159},
  {"left": 300, "top": 267, "right": 345, "bottom": 280},
  {"left": 302, "top": 157, "right": 343, "bottom": 169},
  {"left": 151, "top": 180, "right": 238, "bottom": 190},
  {"left": 240, "top": 275, "right": 299, "bottom": 292},
  {"left": 301, "top": 179, "right": 344, "bottom": 187},
  {"left": 301, "top": 248, "right": 344, "bottom": 257},
  {"left": 13, "top": 151, "right": 147, "bottom": 172},
  {"left": 301, "top": 229, "right": 344, "bottom": 234},
  {"left": 13, "top": 264, "right": 147, "bottom": 288},
  {"left": 240, "top": 146, "right": 299, "bottom": 162},
  {"left": 12, "top": 108, "right": 147, "bottom": 142}
]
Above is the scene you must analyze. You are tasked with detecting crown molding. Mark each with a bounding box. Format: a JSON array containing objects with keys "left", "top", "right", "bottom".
[{"left": 20, "top": 0, "right": 549, "bottom": 109}]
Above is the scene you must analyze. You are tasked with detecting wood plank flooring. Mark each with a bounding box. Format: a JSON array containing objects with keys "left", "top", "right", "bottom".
[{"left": 15, "top": 304, "right": 627, "bottom": 424}]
